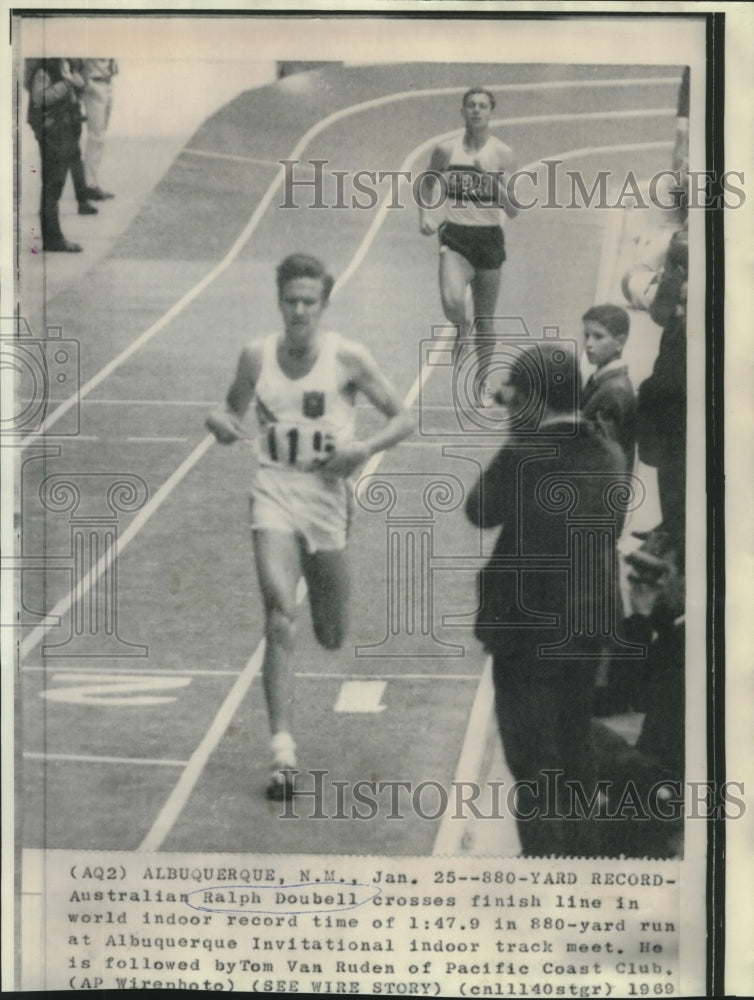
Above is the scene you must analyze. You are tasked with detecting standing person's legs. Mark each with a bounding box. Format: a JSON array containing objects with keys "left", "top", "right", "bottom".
[
  {"left": 552, "top": 660, "right": 601, "bottom": 857},
  {"left": 657, "top": 440, "right": 686, "bottom": 544},
  {"left": 439, "top": 246, "right": 474, "bottom": 362},
  {"left": 252, "top": 529, "right": 302, "bottom": 796},
  {"left": 70, "top": 133, "right": 96, "bottom": 212},
  {"left": 39, "top": 132, "right": 73, "bottom": 248},
  {"left": 493, "top": 654, "right": 599, "bottom": 857},
  {"left": 82, "top": 81, "right": 112, "bottom": 193},
  {"left": 70, "top": 147, "right": 87, "bottom": 203},
  {"left": 493, "top": 657, "right": 566, "bottom": 857}
]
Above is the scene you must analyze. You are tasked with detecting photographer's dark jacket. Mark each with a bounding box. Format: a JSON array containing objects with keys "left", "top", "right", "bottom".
[
  {"left": 27, "top": 60, "right": 82, "bottom": 140},
  {"left": 465, "top": 416, "right": 627, "bottom": 659}
]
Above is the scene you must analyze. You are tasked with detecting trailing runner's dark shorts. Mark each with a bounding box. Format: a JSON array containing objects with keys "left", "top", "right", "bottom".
[{"left": 439, "top": 222, "right": 506, "bottom": 270}]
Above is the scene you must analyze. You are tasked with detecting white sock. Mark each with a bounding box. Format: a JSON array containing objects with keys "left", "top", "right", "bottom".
[{"left": 270, "top": 732, "right": 297, "bottom": 768}]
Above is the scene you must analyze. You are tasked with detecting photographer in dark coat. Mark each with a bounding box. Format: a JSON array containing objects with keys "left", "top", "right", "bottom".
[
  {"left": 26, "top": 58, "right": 91, "bottom": 251},
  {"left": 465, "top": 341, "right": 628, "bottom": 857}
]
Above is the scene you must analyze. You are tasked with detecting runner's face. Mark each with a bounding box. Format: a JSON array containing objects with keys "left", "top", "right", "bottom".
[
  {"left": 462, "top": 93, "right": 493, "bottom": 129},
  {"left": 279, "top": 277, "right": 328, "bottom": 344},
  {"left": 583, "top": 320, "right": 623, "bottom": 368}
]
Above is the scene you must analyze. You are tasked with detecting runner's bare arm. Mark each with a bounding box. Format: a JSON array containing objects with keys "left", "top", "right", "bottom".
[
  {"left": 419, "top": 143, "right": 451, "bottom": 235},
  {"left": 492, "top": 141, "right": 519, "bottom": 220},
  {"left": 205, "top": 343, "right": 262, "bottom": 444},
  {"left": 320, "top": 345, "right": 414, "bottom": 477}
]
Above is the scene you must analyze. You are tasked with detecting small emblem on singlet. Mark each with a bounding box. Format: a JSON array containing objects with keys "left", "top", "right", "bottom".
[{"left": 303, "top": 391, "right": 326, "bottom": 418}]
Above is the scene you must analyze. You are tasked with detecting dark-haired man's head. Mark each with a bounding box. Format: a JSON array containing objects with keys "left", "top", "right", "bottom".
[
  {"left": 462, "top": 86, "right": 496, "bottom": 111},
  {"left": 495, "top": 341, "right": 578, "bottom": 418},
  {"left": 276, "top": 254, "right": 334, "bottom": 304}
]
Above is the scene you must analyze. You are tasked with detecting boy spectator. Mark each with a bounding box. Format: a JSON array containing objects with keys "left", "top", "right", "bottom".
[{"left": 581, "top": 304, "right": 637, "bottom": 471}]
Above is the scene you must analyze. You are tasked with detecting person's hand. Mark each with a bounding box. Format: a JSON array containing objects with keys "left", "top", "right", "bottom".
[
  {"left": 317, "top": 441, "right": 370, "bottom": 479},
  {"left": 59, "top": 60, "right": 73, "bottom": 83},
  {"left": 206, "top": 410, "right": 244, "bottom": 445},
  {"left": 627, "top": 575, "right": 664, "bottom": 618}
]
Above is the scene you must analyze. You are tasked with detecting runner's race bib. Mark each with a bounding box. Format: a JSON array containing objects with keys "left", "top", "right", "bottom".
[{"left": 260, "top": 421, "right": 337, "bottom": 471}]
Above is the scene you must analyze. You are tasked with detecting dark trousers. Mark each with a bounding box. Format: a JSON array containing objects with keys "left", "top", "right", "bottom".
[
  {"left": 657, "top": 444, "right": 686, "bottom": 543},
  {"left": 36, "top": 126, "right": 84, "bottom": 247},
  {"left": 492, "top": 650, "right": 600, "bottom": 857},
  {"left": 70, "top": 137, "right": 89, "bottom": 204}
]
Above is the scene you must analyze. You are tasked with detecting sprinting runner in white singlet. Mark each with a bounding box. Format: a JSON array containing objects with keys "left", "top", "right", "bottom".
[
  {"left": 251, "top": 330, "right": 357, "bottom": 553},
  {"left": 207, "top": 254, "right": 413, "bottom": 801}
]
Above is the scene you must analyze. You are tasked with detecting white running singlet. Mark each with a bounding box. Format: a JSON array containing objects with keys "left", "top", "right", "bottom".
[
  {"left": 444, "top": 135, "right": 506, "bottom": 228},
  {"left": 253, "top": 331, "right": 356, "bottom": 473}
]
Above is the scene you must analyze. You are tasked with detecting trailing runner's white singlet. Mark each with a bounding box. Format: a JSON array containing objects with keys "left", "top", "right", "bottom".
[{"left": 444, "top": 135, "right": 506, "bottom": 228}]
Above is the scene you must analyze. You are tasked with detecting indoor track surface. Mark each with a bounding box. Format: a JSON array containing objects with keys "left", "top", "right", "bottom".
[{"left": 17, "top": 61, "right": 679, "bottom": 856}]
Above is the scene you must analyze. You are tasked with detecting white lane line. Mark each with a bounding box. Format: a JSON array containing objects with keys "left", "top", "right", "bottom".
[
  {"left": 182, "top": 147, "right": 281, "bottom": 168},
  {"left": 81, "top": 398, "right": 463, "bottom": 411},
  {"left": 126, "top": 436, "right": 188, "bottom": 443},
  {"left": 182, "top": 77, "right": 679, "bottom": 167},
  {"left": 23, "top": 665, "right": 478, "bottom": 680},
  {"left": 135, "top": 134, "right": 672, "bottom": 851},
  {"left": 84, "top": 399, "right": 217, "bottom": 406},
  {"left": 399, "top": 440, "right": 458, "bottom": 447},
  {"left": 595, "top": 203, "right": 629, "bottom": 303},
  {"left": 22, "top": 666, "right": 241, "bottom": 677},
  {"left": 139, "top": 637, "right": 267, "bottom": 850},
  {"left": 295, "top": 672, "right": 479, "bottom": 680},
  {"left": 59, "top": 434, "right": 195, "bottom": 442},
  {"left": 23, "top": 74, "right": 674, "bottom": 445},
  {"left": 24, "top": 752, "right": 188, "bottom": 767},
  {"left": 19, "top": 434, "right": 215, "bottom": 659},
  {"left": 432, "top": 658, "right": 495, "bottom": 856}
]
